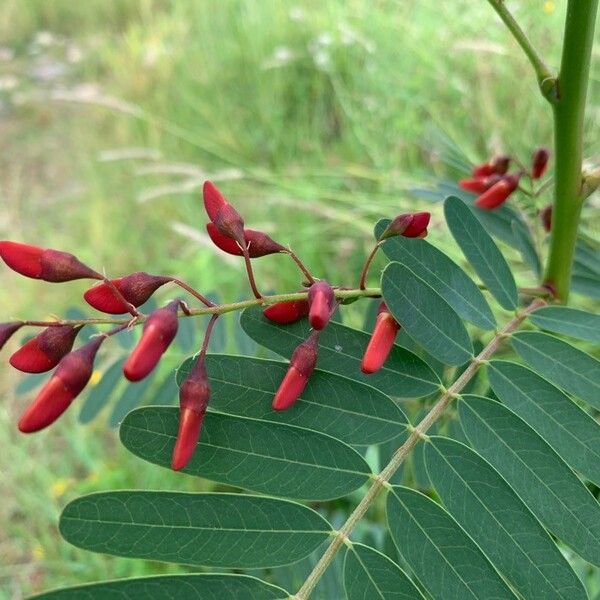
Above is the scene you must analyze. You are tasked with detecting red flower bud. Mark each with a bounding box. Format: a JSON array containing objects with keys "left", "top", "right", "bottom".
[
  {"left": 474, "top": 174, "right": 520, "bottom": 209},
  {"left": 540, "top": 205, "right": 552, "bottom": 233},
  {"left": 532, "top": 147, "right": 550, "bottom": 179},
  {"left": 84, "top": 272, "right": 171, "bottom": 314},
  {"left": 379, "top": 212, "right": 431, "bottom": 240},
  {"left": 0, "top": 322, "right": 24, "bottom": 351},
  {"left": 361, "top": 302, "right": 400, "bottom": 374},
  {"left": 18, "top": 337, "right": 104, "bottom": 433},
  {"left": 472, "top": 155, "right": 510, "bottom": 178},
  {"left": 308, "top": 281, "right": 335, "bottom": 330},
  {"left": 124, "top": 300, "right": 179, "bottom": 381},
  {"left": 206, "top": 223, "right": 285, "bottom": 257},
  {"left": 203, "top": 181, "right": 246, "bottom": 248},
  {"left": 10, "top": 324, "right": 82, "bottom": 373},
  {"left": 172, "top": 358, "right": 211, "bottom": 471},
  {"left": 272, "top": 331, "right": 319, "bottom": 411},
  {"left": 263, "top": 299, "right": 310, "bottom": 324},
  {"left": 0, "top": 241, "right": 100, "bottom": 282},
  {"left": 459, "top": 174, "right": 502, "bottom": 194}
]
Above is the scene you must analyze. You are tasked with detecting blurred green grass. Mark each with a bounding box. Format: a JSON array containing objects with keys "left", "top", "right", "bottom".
[{"left": 0, "top": 0, "right": 599, "bottom": 597}]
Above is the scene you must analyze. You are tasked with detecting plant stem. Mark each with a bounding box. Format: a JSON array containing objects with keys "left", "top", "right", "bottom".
[
  {"left": 486, "top": 0, "right": 556, "bottom": 100},
  {"left": 285, "top": 250, "right": 316, "bottom": 285},
  {"left": 544, "top": 0, "right": 598, "bottom": 302},
  {"left": 292, "top": 297, "right": 545, "bottom": 600},
  {"left": 242, "top": 247, "right": 262, "bottom": 299},
  {"left": 358, "top": 242, "right": 382, "bottom": 290},
  {"left": 169, "top": 278, "right": 215, "bottom": 307}
]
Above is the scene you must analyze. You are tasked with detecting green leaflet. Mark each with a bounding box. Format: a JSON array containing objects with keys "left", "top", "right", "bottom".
[
  {"left": 459, "top": 395, "right": 600, "bottom": 566},
  {"left": 387, "top": 486, "right": 516, "bottom": 599},
  {"left": 176, "top": 354, "right": 407, "bottom": 446},
  {"left": 31, "top": 574, "right": 288, "bottom": 600},
  {"left": 488, "top": 360, "right": 600, "bottom": 487},
  {"left": 510, "top": 219, "right": 541, "bottom": 277},
  {"left": 343, "top": 543, "right": 424, "bottom": 600},
  {"left": 240, "top": 306, "right": 440, "bottom": 398},
  {"left": 120, "top": 407, "right": 371, "bottom": 500},
  {"left": 425, "top": 436, "right": 587, "bottom": 600},
  {"left": 59, "top": 492, "right": 330, "bottom": 568},
  {"left": 375, "top": 219, "right": 495, "bottom": 330},
  {"left": 528, "top": 306, "right": 600, "bottom": 343},
  {"left": 78, "top": 358, "right": 126, "bottom": 424},
  {"left": 510, "top": 331, "right": 600, "bottom": 409},
  {"left": 382, "top": 262, "right": 473, "bottom": 366},
  {"left": 444, "top": 196, "right": 518, "bottom": 310}
]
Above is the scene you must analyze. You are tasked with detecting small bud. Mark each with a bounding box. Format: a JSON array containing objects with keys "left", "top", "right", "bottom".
[
  {"left": 272, "top": 331, "right": 319, "bottom": 411},
  {"left": 84, "top": 272, "right": 171, "bottom": 314},
  {"left": 539, "top": 205, "right": 552, "bottom": 233},
  {"left": 459, "top": 174, "right": 502, "bottom": 194},
  {"left": 379, "top": 212, "right": 430, "bottom": 240},
  {"left": 361, "top": 302, "right": 400, "bottom": 374},
  {"left": 124, "top": 300, "right": 179, "bottom": 381},
  {"left": 532, "top": 147, "right": 550, "bottom": 179},
  {"left": 172, "top": 358, "right": 211, "bottom": 471},
  {"left": 18, "top": 337, "right": 104, "bottom": 433},
  {"left": 203, "top": 181, "right": 246, "bottom": 248},
  {"left": 0, "top": 322, "right": 24, "bottom": 352},
  {"left": 308, "top": 281, "right": 335, "bottom": 330},
  {"left": 263, "top": 299, "right": 310, "bottom": 324},
  {"left": 475, "top": 173, "right": 520, "bottom": 210},
  {"left": 206, "top": 223, "right": 285, "bottom": 257},
  {"left": 10, "top": 324, "right": 81, "bottom": 373},
  {"left": 472, "top": 155, "right": 510, "bottom": 177},
  {"left": 0, "top": 241, "right": 100, "bottom": 282}
]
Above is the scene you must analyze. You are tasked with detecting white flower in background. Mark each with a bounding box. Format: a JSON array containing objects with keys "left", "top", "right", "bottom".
[
  {"left": 0, "top": 75, "right": 18, "bottom": 91},
  {"left": 312, "top": 49, "right": 331, "bottom": 71},
  {"left": 289, "top": 6, "right": 306, "bottom": 22},
  {"left": 262, "top": 46, "right": 296, "bottom": 70},
  {"left": 66, "top": 45, "right": 83, "bottom": 64},
  {"left": 34, "top": 31, "right": 56, "bottom": 47}
]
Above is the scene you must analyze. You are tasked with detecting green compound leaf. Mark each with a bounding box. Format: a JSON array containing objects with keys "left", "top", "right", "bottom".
[
  {"left": 459, "top": 395, "right": 600, "bottom": 566},
  {"left": 444, "top": 196, "right": 518, "bottom": 310},
  {"left": 59, "top": 491, "right": 331, "bottom": 568},
  {"left": 176, "top": 355, "right": 407, "bottom": 446},
  {"left": 387, "top": 486, "right": 516, "bottom": 599},
  {"left": 528, "top": 306, "right": 600, "bottom": 343},
  {"left": 240, "top": 306, "right": 440, "bottom": 399},
  {"left": 425, "top": 436, "right": 587, "bottom": 600},
  {"left": 120, "top": 407, "right": 371, "bottom": 501},
  {"left": 511, "top": 219, "right": 542, "bottom": 277},
  {"left": 375, "top": 220, "right": 495, "bottom": 330},
  {"left": 78, "top": 358, "right": 126, "bottom": 424},
  {"left": 510, "top": 331, "right": 600, "bottom": 409},
  {"left": 343, "top": 543, "right": 424, "bottom": 600},
  {"left": 382, "top": 262, "right": 473, "bottom": 366},
  {"left": 31, "top": 574, "right": 288, "bottom": 600},
  {"left": 488, "top": 360, "right": 600, "bottom": 487}
]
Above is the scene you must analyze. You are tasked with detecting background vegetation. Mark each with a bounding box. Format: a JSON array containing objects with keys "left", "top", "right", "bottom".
[{"left": 0, "top": 1, "right": 598, "bottom": 597}]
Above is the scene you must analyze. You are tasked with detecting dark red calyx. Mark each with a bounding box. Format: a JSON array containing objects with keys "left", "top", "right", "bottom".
[
  {"left": 0, "top": 322, "right": 24, "bottom": 351},
  {"left": 272, "top": 331, "right": 319, "bottom": 411},
  {"left": 124, "top": 300, "right": 180, "bottom": 381},
  {"left": 206, "top": 223, "right": 285, "bottom": 258},
  {"left": 307, "top": 281, "right": 335, "bottom": 330},
  {"left": 263, "top": 299, "right": 310, "bottom": 324},
  {"left": 539, "top": 205, "right": 552, "bottom": 233},
  {"left": 361, "top": 301, "right": 400, "bottom": 374},
  {"left": 379, "top": 211, "right": 431, "bottom": 240},
  {"left": 84, "top": 272, "right": 171, "bottom": 314},
  {"left": 203, "top": 181, "right": 245, "bottom": 247},
  {"left": 459, "top": 174, "right": 502, "bottom": 194},
  {"left": 474, "top": 173, "right": 520, "bottom": 210},
  {"left": 0, "top": 241, "right": 100, "bottom": 282},
  {"left": 472, "top": 155, "right": 510, "bottom": 177},
  {"left": 532, "top": 147, "right": 550, "bottom": 179},
  {"left": 10, "top": 324, "right": 82, "bottom": 373},
  {"left": 18, "top": 336, "right": 104, "bottom": 433}
]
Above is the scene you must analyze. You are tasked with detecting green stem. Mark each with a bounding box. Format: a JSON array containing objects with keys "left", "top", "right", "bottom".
[{"left": 544, "top": 0, "right": 598, "bottom": 302}]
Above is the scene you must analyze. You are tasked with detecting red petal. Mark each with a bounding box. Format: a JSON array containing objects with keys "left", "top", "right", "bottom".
[
  {"left": 472, "top": 162, "right": 495, "bottom": 177},
  {"left": 263, "top": 300, "right": 310, "bottom": 324},
  {"left": 272, "top": 366, "right": 308, "bottom": 411},
  {"left": 203, "top": 180, "right": 228, "bottom": 223},
  {"left": 532, "top": 148, "right": 550, "bottom": 179},
  {"left": 84, "top": 278, "right": 129, "bottom": 314},
  {"left": 206, "top": 223, "right": 244, "bottom": 256},
  {"left": 18, "top": 376, "right": 75, "bottom": 433},
  {"left": 171, "top": 407, "right": 204, "bottom": 470},
  {"left": 10, "top": 338, "right": 54, "bottom": 373},
  {"left": 403, "top": 212, "right": 431, "bottom": 237},
  {"left": 475, "top": 175, "right": 519, "bottom": 210},
  {"left": 361, "top": 312, "right": 400, "bottom": 374},
  {"left": 308, "top": 282, "right": 334, "bottom": 330},
  {"left": 0, "top": 241, "right": 43, "bottom": 278}
]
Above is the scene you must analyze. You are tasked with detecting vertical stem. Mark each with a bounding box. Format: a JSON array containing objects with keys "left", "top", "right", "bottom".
[{"left": 544, "top": 0, "right": 598, "bottom": 302}]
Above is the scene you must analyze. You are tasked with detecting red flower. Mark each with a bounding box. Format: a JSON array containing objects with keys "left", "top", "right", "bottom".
[
  {"left": 540, "top": 205, "right": 552, "bottom": 232},
  {"left": 361, "top": 302, "right": 400, "bottom": 374},
  {"left": 272, "top": 331, "right": 319, "bottom": 411},
  {"left": 84, "top": 272, "right": 171, "bottom": 314},
  {"left": 0, "top": 241, "right": 100, "bottom": 282},
  {"left": 379, "top": 212, "right": 431, "bottom": 240},
  {"left": 472, "top": 155, "right": 510, "bottom": 178},
  {"left": 459, "top": 174, "right": 502, "bottom": 194},
  {"left": 203, "top": 181, "right": 246, "bottom": 247},
  {"left": 263, "top": 299, "right": 310, "bottom": 324},
  {"left": 172, "top": 358, "right": 211, "bottom": 471},
  {"left": 0, "top": 322, "right": 24, "bottom": 352},
  {"left": 475, "top": 174, "right": 520, "bottom": 209},
  {"left": 18, "top": 337, "right": 104, "bottom": 433},
  {"left": 206, "top": 223, "right": 285, "bottom": 257},
  {"left": 308, "top": 281, "right": 335, "bottom": 330},
  {"left": 532, "top": 147, "right": 550, "bottom": 179},
  {"left": 10, "top": 325, "right": 81, "bottom": 373},
  {"left": 124, "top": 300, "right": 179, "bottom": 381}
]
